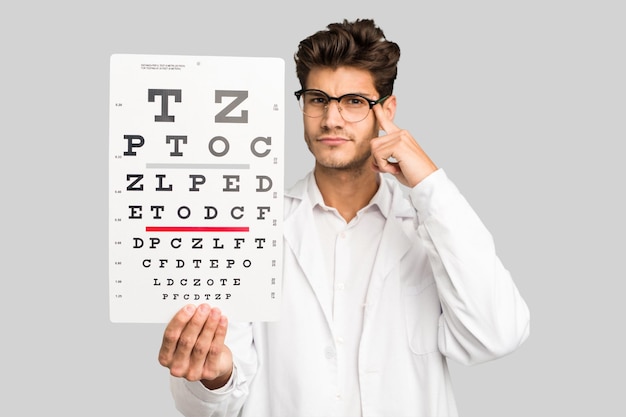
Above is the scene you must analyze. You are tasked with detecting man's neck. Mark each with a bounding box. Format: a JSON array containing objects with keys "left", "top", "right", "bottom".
[{"left": 314, "top": 165, "right": 380, "bottom": 222}]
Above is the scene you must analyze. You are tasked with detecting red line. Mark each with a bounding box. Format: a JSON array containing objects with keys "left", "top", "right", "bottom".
[{"left": 145, "top": 226, "right": 249, "bottom": 232}]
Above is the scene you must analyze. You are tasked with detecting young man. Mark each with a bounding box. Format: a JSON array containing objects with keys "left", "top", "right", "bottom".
[{"left": 158, "top": 18, "right": 530, "bottom": 417}]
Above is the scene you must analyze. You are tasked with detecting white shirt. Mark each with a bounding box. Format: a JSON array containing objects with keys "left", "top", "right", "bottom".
[{"left": 310, "top": 175, "right": 387, "bottom": 416}]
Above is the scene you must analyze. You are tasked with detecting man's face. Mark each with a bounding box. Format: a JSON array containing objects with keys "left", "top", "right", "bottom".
[{"left": 302, "top": 66, "right": 382, "bottom": 171}]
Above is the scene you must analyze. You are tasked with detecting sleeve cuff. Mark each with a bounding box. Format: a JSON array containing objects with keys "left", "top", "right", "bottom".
[
  {"left": 181, "top": 363, "right": 244, "bottom": 401},
  {"left": 409, "top": 169, "right": 462, "bottom": 218}
]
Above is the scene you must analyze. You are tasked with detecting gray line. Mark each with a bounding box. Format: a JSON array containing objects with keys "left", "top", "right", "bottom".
[{"left": 146, "top": 163, "right": 250, "bottom": 169}]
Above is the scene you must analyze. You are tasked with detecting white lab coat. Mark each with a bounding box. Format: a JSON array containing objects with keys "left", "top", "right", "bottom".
[{"left": 170, "top": 169, "right": 530, "bottom": 417}]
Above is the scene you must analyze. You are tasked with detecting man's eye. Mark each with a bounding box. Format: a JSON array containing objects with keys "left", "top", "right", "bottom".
[
  {"left": 309, "top": 96, "right": 328, "bottom": 105},
  {"left": 343, "top": 96, "right": 367, "bottom": 107}
]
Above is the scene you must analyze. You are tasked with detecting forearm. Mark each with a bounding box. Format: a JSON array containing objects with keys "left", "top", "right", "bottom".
[{"left": 411, "top": 169, "right": 530, "bottom": 364}]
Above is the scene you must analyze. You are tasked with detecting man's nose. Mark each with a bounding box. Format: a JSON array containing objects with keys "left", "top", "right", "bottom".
[{"left": 322, "top": 99, "right": 344, "bottom": 124}]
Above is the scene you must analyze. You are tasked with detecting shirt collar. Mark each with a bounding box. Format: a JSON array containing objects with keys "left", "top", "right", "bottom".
[{"left": 306, "top": 173, "right": 393, "bottom": 219}]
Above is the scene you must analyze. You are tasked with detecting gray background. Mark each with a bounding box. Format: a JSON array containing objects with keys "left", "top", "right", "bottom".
[{"left": 3, "top": 0, "right": 624, "bottom": 416}]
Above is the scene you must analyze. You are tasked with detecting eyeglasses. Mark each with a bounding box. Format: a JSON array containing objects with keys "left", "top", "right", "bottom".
[{"left": 294, "top": 89, "right": 389, "bottom": 123}]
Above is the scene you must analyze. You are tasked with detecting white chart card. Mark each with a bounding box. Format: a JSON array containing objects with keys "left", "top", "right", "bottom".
[{"left": 109, "top": 54, "right": 285, "bottom": 323}]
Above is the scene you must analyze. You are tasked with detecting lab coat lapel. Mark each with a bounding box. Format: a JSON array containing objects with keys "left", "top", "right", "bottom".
[{"left": 283, "top": 187, "right": 333, "bottom": 327}]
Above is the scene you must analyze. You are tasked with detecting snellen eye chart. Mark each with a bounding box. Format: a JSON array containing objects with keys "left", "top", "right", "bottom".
[{"left": 108, "top": 54, "right": 284, "bottom": 323}]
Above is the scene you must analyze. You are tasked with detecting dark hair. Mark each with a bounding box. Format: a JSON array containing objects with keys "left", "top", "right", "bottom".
[{"left": 294, "top": 18, "right": 400, "bottom": 98}]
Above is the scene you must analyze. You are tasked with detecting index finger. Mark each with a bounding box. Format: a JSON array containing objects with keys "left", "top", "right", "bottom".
[{"left": 372, "top": 100, "right": 400, "bottom": 134}]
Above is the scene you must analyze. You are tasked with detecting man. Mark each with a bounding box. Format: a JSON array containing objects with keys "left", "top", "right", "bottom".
[{"left": 158, "top": 18, "right": 530, "bottom": 417}]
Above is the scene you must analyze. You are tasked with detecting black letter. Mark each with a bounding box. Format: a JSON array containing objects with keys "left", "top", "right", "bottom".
[
  {"left": 126, "top": 174, "right": 144, "bottom": 191},
  {"left": 189, "top": 175, "right": 206, "bottom": 191},
  {"left": 123, "top": 135, "right": 144, "bottom": 156},
  {"left": 166, "top": 135, "right": 187, "bottom": 156},
  {"left": 148, "top": 89, "right": 182, "bottom": 122},
  {"left": 223, "top": 175, "right": 240, "bottom": 192}
]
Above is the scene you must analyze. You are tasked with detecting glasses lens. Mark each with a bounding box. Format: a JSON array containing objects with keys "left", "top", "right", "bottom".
[
  {"left": 299, "top": 91, "right": 328, "bottom": 118},
  {"left": 338, "top": 95, "right": 370, "bottom": 122}
]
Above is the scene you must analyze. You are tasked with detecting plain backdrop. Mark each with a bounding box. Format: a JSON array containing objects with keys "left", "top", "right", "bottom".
[{"left": 2, "top": 1, "right": 624, "bottom": 416}]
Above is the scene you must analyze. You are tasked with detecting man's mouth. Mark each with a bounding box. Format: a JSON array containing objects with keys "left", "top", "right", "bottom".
[{"left": 317, "top": 136, "right": 349, "bottom": 146}]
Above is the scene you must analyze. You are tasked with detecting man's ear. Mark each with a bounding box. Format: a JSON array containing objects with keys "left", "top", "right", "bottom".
[{"left": 383, "top": 95, "right": 397, "bottom": 121}]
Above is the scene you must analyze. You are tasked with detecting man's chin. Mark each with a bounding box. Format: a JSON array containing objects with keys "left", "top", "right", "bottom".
[{"left": 315, "top": 155, "right": 371, "bottom": 171}]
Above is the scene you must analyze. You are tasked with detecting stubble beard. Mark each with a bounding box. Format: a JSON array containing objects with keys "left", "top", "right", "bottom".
[{"left": 305, "top": 128, "right": 375, "bottom": 175}]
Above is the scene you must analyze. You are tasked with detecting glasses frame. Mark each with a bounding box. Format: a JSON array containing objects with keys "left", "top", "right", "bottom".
[{"left": 294, "top": 89, "right": 390, "bottom": 122}]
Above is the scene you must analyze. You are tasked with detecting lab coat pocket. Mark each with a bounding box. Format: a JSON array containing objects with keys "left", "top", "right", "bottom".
[{"left": 403, "top": 281, "right": 441, "bottom": 355}]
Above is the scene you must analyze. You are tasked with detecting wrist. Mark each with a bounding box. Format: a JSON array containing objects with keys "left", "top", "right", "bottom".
[{"left": 200, "top": 365, "right": 234, "bottom": 390}]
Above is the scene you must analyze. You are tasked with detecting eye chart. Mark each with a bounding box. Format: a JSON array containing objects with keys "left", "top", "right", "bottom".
[{"left": 109, "top": 54, "right": 284, "bottom": 323}]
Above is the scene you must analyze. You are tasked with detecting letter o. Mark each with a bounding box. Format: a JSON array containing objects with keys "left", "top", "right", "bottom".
[
  {"left": 178, "top": 206, "right": 191, "bottom": 219},
  {"left": 209, "top": 136, "right": 230, "bottom": 157}
]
